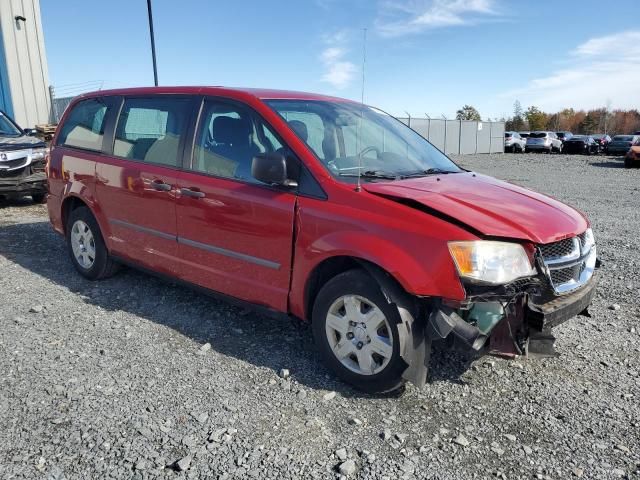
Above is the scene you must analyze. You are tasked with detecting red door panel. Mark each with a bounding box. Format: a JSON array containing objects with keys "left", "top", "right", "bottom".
[
  {"left": 95, "top": 157, "right": 180, "bottom": 276},
  {"left": 175, "top": 171, "right": 295, "bottom": 311}
]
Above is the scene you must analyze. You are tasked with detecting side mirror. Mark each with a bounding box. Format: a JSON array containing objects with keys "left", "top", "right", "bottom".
[
  {"left": 23, "top": 128, "right": 37, "bottom": 136},
  {"left": 251, "top": 153, "right": 297, "bottom": 188}
]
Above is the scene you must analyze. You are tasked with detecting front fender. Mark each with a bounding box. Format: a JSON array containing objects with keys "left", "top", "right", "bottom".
[{"left": 289, "top": 230, "right": 466, "bottom": 319}]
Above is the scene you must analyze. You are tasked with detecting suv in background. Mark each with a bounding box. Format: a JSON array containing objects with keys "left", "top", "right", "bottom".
[
  {"left": 525, "top": 131, "right": 563, "bottom": 153},
  {"left": 556, "top": 131, "right": 573, "bottom": 143},
  {"left": 0, "top": 110, "right": 48, "bottom": 203},
  {"left": 46, "top": 87, "right": 598, "bottom": 393},
  {"left": 504, "top": 131, "right": 526, "bottom": 153}
]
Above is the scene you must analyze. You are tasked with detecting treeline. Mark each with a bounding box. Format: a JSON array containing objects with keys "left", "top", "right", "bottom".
[{"left": 503, "top": 101, "right": 640, "bottom": 135}]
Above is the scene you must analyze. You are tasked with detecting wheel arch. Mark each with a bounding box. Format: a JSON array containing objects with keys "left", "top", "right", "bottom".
[
  {"left": 60, "top": 194, "right": 109, "bottom": 242},
  {"left": 303, "top": 256, "right": 410, "bottom": 323}
]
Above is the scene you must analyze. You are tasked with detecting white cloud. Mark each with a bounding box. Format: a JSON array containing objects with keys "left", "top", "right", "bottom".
[
  {"left": 500, "top": 31, "right": 640, "bottom": 112},
  {"left": 376, "top": 0, "right": 498, "bottom": 37},
  {"left": 319, "top": 33, "right": 357, "bottom": 89}
]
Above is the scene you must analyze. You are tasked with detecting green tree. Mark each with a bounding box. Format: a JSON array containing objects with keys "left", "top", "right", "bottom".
[
  {"left": 456, "top": 105, "right": 482, "bottom": 121},
  {"left": 525, "top": 106, "right": 547, "bottom": 131},
  {"left": 580, "top": 113, "right": 598, "bottom": 134},
  {"left": 511, "top": 100, "right": 525, "bottom": 130}
]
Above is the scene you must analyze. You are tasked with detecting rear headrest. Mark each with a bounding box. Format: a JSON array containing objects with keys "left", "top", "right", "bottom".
[
  {"left": 212, "top": 116, "right": 250, "bottom": 145},
  {"left": 288, "top": 120, "right": 308, "bottom": 142}
]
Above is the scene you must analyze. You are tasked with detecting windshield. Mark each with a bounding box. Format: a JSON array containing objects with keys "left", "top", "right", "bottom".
[
  {"left": 505, "top": 133, "right": 512, "bottom": 138},
  {"left": 556, "top": 132, "right": 565, "bottom": 138},
  {"left": 529, "top": 132, "right": 548, "bottom": 138},
  {"left": 0, "top": 112, "right": 22, "bottom": 136},
  {"left": 265, "top": 100, "right": 461, "bottom": 180}
]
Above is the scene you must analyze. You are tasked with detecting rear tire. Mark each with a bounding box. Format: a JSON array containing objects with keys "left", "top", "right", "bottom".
[
  {"left": 31, "top": 192, "right": 46, "bottom": 204},
  {"left": 67, "top": 206, "right": 119, "bottom": 280},
  {"left": 312, "top": 269, "right": 417, "bottom": 394},
  {"left": 625, "top": 158, "right": 633, "bottom": 169}
]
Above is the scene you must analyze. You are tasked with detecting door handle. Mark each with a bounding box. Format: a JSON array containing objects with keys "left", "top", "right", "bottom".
[
  {"left": 180, "top": 187, "right": 205, "bottom": 199},
  {"left": 151, "top": 180, "right": 172, "bottom": 192}
]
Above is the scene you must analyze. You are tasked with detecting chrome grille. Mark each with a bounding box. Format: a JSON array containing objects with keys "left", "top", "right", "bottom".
[
  {"left": 539, "top": 237, "right": 575, "bottom": 259},
  {"left": 539, "top": 231, "right": 596, "bottom": 295},
  {"left": 0, "top": 156, "right": 28, "bottom": 170},
  {"left": 0, "top": 149, "right": 32, "bottom": 171}
]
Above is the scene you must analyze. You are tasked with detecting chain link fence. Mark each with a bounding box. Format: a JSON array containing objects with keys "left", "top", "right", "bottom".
[{"left": 49, "top": 81, "right": 104, "bottom": 123}]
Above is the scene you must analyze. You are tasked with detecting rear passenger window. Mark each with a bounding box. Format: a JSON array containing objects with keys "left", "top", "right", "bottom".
[
  {"left": 57, "top": 98, "right": 108, "bottom": 151},
  {"left": 113, "top": 97, "right": 192, "bottom": 167}
]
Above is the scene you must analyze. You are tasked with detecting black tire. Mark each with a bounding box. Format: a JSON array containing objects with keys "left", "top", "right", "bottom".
[
  {"left": 67, "top": 206, "right": 119, "bottom": 280},
  {"left": 31, "top": 192, "right": 47, "bottom": 204},
  {"left": 625, "top": 158, "right": 632, "bottom": 169},
  {"left": 312, "top": 269, "right": 417, "bottom": 394}
]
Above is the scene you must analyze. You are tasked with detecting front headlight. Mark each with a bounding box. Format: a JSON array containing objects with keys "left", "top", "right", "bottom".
[
  {"left": 581, "top": 228, "right": 595, "bottom": 255},
  {"left": 31, "top": 147, "right": 48, "bottom": 161},
  {"left": 448, "top": 241, "right": 536, "bottom": 285}
]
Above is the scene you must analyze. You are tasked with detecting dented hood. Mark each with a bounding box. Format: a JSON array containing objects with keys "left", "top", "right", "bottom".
[{"left": 364, "top": 172, "right": 588, "bottom": 244}]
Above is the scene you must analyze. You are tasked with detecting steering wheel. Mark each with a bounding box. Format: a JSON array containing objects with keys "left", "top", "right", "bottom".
[{"left": 358, "top": 146, "right": 381, "bottom": 159}]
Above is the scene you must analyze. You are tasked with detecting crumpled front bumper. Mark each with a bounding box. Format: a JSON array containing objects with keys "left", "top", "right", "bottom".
[
  {"left": 526, "top": 273, "right": 598, "bottom": 331},
  {"left": 0, "top": 170, "right": 46, "bottom": 194}
]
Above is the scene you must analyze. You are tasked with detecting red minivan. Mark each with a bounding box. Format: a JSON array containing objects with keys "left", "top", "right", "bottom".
[{"left": 47, "top": 87, "right": 598, "bottom": 393}]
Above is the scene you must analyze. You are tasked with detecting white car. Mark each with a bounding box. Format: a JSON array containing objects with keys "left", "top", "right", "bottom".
[
  {"left": 525, "top": 131, "right": 563, "bottom": 153},
  {"left": 504, "top": 131, "right": 526, "bottom": 153}
]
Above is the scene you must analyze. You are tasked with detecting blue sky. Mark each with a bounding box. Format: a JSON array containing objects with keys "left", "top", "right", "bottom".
[{"left": 41, "top": 0, "right": 640, "bottom": 119}]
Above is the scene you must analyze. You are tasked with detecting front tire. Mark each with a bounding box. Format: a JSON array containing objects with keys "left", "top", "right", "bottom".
[
  {"left": 67, "top": 206, "right": 119, "bottom": 280},
  {"left": 312, "top": 269, "right": 416, "bottom": 393},
  {"left": 31, "top": 192, "right": 47, "bottom": 204}
]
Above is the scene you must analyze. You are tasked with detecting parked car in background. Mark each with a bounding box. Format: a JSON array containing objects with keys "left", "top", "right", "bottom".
[
  {"left": 562, "top": 135, "right": 599, "bottom": 155},
  {"left": 591, "top": 134, "right": 611, "bottom": 153},
  {"left": 607, "top": 135, "right": 639, "bottom": 156},
  {"left": 46, "top": 86, "right": 598, "bottom": 393},
  {"left": 633, "top": 131, "right": 640, "bottom": 135},
  {"left": 504, "top": 131, "right": 526, "bottom": 153},
  {"left": 518, "top": 131, "right": 530, "bottom": 139},
  {"left": 625, "top": 139, "right": 640, "bottom": 168},
  {"left": 0, "top": 110, "right": 48, "bottom": 203},
  {"left": 525, "top": 131, "right": 563, "bottom": 153},
  {"left": 556, "top": 131, "right": 573, "bottom": 143}
]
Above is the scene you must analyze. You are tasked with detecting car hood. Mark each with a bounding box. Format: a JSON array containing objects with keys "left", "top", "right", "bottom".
[
  {"left": 363, "top": 172, "right": 588, "bottom": 244},
  {"left": 0, "top": 134, "right": 45, "bottom": 150}
]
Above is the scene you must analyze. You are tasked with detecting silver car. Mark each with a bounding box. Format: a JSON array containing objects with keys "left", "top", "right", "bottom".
[
  {"left": 525, "top": 131, "right": 563, "bottom": 153},
  {"left": 504, "top": 131, "right": 526, "bottom": 153}
]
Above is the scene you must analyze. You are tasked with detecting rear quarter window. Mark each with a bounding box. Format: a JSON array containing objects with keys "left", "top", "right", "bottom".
[{"left": 57, "top": 98, "right": 108, "bottom": 151}]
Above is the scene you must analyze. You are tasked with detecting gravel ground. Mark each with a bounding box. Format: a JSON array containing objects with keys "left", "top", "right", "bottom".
[{"left": 0, "top": 153, "right": 639, "bottom": 480}]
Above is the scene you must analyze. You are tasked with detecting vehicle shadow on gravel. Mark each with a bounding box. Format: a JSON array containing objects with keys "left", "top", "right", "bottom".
[
  {"left": 589, "top": 157, "right": 625, "bottom": 168},
  {"left": 0, "top": 196, "right": 40, "bottom": 208},
  {"left": 0, "top": 221, "right": 478, "bottom": 397}
]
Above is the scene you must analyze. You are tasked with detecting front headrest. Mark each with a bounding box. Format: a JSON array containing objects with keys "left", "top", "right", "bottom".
[
  {"left": 288, "top": 120, "right": 308, "bottom": 142},
  {"left": 212, "top": 116, "right": 250, "bottom": 145}
]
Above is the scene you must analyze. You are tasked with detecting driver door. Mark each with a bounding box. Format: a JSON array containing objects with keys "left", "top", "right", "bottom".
[{"left": 175, "top": 98, "right": 297, "bottom": 311}]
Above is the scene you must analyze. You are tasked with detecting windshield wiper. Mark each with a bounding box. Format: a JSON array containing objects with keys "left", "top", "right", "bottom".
[
  {"left": 338, "top": 170, "right": 399, "bottom": 180},
  {"left": 400, "top": 168, "right": 459, "bottom": 178}
]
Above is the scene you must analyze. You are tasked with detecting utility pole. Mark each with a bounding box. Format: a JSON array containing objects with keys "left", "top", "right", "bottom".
[{"left": 146, "top": 0, "right": 159, "bottom": 86}]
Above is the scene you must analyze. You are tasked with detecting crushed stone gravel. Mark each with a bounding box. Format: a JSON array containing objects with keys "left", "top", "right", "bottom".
[{"left": 0, "top": 153, "right": 639, "bottom": 479}]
